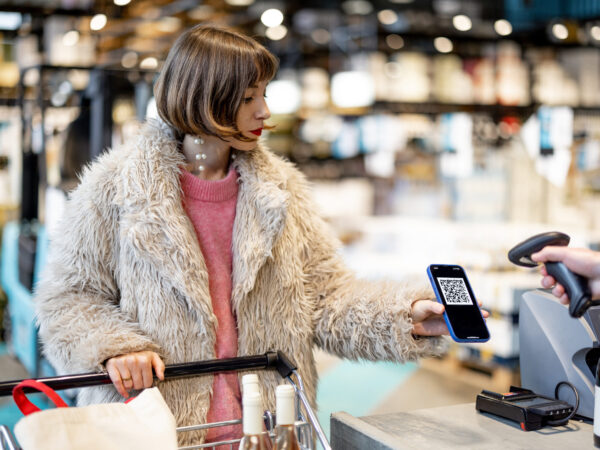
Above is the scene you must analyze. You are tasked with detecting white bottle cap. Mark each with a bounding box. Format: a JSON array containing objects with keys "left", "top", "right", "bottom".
[
  {"left": 242, "top": 374, "right": 260, "bottom": 396},
  {"left": 243, "top": 392, "right": 263, "bottom": 435},
  {"left": 276, "top": 384, "right": 296, "bottom": 426}
]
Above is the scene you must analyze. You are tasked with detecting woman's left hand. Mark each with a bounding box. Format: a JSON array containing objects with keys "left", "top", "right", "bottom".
[{"left": 411, "top": 299, "right": 489, "bottom": 336}]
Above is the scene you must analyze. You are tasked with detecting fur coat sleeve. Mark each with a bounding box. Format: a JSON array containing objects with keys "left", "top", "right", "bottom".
[
  {"left": 35, "top": 151, "right": 162, "bottom": 374},
  {"left": 284, "top": 168, "right": 446, "bottom": 362}
]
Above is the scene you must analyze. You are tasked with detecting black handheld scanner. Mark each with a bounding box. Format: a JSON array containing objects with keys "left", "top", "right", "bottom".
[{"left": 508, "top": 231, "right": 596, "bottom": 318}]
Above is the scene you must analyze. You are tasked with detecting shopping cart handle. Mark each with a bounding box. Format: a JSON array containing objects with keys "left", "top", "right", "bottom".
[
  {"left": 0, "top": 351, "right": 297, "bottom": 396},
  {"left": 273, "top": 350, "right": 296, "bottom": 378}
]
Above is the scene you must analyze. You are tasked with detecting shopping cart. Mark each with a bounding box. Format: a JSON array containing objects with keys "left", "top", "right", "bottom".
[{"left": 0, "top": 351, "right": 331, "bottom": 450}]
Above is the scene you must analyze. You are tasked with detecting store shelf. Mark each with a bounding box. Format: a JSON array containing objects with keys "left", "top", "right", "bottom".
[
  {"left": 375, "top": 101, "right": 535, "bottom": 117},
  {"left": 336, "top": 102, "right": 600, "bottom": 117}
]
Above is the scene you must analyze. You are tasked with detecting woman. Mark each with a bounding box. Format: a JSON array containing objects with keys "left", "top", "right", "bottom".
[{"left": 35, "top": 25, "right": 450, "bottom": 446}]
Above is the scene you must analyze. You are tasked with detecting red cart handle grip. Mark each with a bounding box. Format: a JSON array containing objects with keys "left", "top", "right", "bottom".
[{"left": 13, "top": 379, "right": 68, "bottom": 416}]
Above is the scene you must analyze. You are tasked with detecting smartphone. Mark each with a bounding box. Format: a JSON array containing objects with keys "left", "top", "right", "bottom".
[{"left": 427, "top": 264, "right": 490, "bottom": 343}]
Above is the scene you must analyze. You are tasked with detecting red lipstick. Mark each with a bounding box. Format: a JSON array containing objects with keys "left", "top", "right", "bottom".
[{"left": 250, "top": 128, "right": 262, "bottom": 136}]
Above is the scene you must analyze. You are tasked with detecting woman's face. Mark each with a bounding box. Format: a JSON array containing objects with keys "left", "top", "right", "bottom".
[{"left": 231, "top": 79, "right": 271, "bottom": 151}]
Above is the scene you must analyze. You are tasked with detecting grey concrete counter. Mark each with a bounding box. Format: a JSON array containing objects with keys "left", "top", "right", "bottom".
[{"left": 330, "top": 403, "right": 592, "bottom": 449}]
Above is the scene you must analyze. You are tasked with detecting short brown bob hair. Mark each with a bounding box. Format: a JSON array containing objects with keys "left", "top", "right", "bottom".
[{"left": 154, "top": 25, "right": 278, "bottom": 140}]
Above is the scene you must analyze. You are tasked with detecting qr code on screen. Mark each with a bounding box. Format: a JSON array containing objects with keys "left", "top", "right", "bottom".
[{"left": 438, "top": 278, "right": 473, "bottom": 305}]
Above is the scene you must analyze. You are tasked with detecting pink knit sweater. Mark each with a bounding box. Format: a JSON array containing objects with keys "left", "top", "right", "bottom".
[{"left": 180, "top": 168, "right": 241, "bottom": 447}]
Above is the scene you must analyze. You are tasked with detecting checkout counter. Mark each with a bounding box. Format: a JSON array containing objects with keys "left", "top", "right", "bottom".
[
  {"left": 330, "top": 403, "right": 590, "bottom": 449},
  {"left": 331, "top": 289, "right": 599, "bottom": 448}
]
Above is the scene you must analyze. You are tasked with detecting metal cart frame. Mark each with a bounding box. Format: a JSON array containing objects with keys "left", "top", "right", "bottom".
[{"left": 0, "top": 351, "right": 331, "bottom": 450}]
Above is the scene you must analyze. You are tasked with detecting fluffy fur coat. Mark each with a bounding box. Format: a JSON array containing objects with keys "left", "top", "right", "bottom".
[{"left": 35, "top": 119, "right": 445, "bottom": 444}]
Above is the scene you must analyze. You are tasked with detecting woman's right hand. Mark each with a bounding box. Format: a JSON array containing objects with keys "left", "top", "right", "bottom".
[{"left": 105, "top": 351, "right": 165, "bottom": 398}]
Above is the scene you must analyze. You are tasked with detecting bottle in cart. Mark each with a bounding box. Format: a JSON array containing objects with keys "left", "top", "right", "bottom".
[
  {"left": 240, "top": 392, "right": 271, "bottom": 450},
  {"left": 274, "top": 384, "right": 300, "bottom": 450},
  {"left": 242, "top": 373, "right": 260, "bottom": 396}
]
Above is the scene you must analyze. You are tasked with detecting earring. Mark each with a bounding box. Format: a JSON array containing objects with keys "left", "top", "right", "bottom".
[{"left": 193, "top": 136, "right": 207, "bottom": 172}]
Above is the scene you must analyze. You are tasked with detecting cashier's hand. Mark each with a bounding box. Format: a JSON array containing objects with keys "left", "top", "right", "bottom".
[
  {"left": 106, "top": 351, "right": 165, "bottom": 398},
  {"left": 410, "top": 299, "right": 489, "bottom": 336},
  {"left": 532, "top": 246, "right": 600, "bottom": 304}
]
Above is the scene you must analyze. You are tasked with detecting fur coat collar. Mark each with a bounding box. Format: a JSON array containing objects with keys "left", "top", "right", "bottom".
[{"left": 121, "top": 119, "right": 289, "bottom": 320}]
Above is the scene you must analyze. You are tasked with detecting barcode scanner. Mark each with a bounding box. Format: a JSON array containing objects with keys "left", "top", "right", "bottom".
[{"left": 508, "top": 231, "right": 598, "bottom": 318}]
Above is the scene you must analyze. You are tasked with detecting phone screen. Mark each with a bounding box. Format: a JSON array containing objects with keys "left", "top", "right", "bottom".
[{"left": 427, "top": 264, "right": 490, "bottom": 341}]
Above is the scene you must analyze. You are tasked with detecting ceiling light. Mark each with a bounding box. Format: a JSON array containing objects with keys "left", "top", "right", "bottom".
[
  {"left": 140, "top": 57, "right": 158, "bottom": 70},
  {"left": 591, "top": 25, "right": 600, "bottom": 41},
  {"left": 265, "top": 25, "right": 287, "bottom": 41},
  {"left": 342, "top": 0, "right": 373, "bottom": 16},
  {"left": 434, "top": 36, "right": 453, "bottom": 53},
  {"left": 552, "top": 23, "right": 568, "bottom": 40},
  {"left": 386, "top": 34, "right": 404, "bottom": 49},
  {"left": 331, "top": 71, "right": 375, "bottom": 108},
  {"left": 378, "top": 9, "right": 398, "bottom": 25},
  {"left": 121, "top": 51, "right": 138, "bottom": 68},
  {"left": 266, "top": 80, "right": 301, "bottom": 114},
  {"left": 452, "top": 14, "right": 472, "bottom": 31},
  {"left": 494, "top": 19, "right": 512, "bottom": 36},
  {"left": 225, "top": 0, "right": 255, "bottom": 5},
  {"left": 62, "top": 30, "right": 80, "bottom": 47},
  {"left": 0, "top": 12, "right": 21, "bottom": 30},
  {"left": 90, "top": 14, "right": 107, "bottom": 31},
  {"left": 311, "top": 28, "right": 331, "bottom": 44},
  {"left": 261, "top": 8, "right": 284, "bottom": 27},
  {"left": 114, "top": 0, "right": 131, "bottom": 5}
]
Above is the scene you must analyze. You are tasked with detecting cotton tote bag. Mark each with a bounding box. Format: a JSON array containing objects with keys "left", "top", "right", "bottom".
[{"left": 13, "top": 380, "right": 178, "bottom": 450}]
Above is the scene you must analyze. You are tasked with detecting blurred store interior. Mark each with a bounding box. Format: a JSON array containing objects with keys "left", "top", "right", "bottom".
[{"left": 2, "top": 0, "right": 600, "bottom": 443}]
